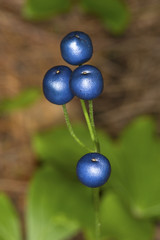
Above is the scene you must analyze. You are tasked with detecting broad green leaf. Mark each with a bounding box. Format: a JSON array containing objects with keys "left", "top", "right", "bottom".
[
  {"left": 26, "top": 166, "right": 94, "bottom": 240},
  {"left": 32, "top": 123, "right": 115, "bottom": 178},
  {"left": 0, "top": 193, "right": 22, "bottom": 240},
  {"left": 81, "top": 0, "right": 130, "bottom": 34},
  {"left": 0, "top": 88, "right": 40, "bottom": 115},
  {"left": 23, "top": 0, "right": 71, "bottom": 20},
  {"left": 108, "top": 117, "right": 160, "bottom": 219},
  {"left": 32, "top": 124, "right": 93, "bottom": 176},
  {"left": 100, "top": 192, "right": 154, "bottom": 240}
]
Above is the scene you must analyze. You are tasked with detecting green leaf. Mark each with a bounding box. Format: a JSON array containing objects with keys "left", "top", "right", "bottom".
[
  {"left": 32, "top": 123, "right": 116, "bottom": 178},
  {"left": 0, "top": 193, "right": 22, "bottom": 240},
  {"left": 108, "top": 117, "right": 160, "bottom": 219},
  {"left": 32, "top": 124, "right": 93, "bottom": 176},
  {"left": 23, "top": 0, "right": 71, "bottom": 20},
  {"left": 26, "top": 166, "right": 94, "bottom": 240},
  {"left": 100, "top": 192, "right": 154, "bottom": 240},
  {"left": 0, "top": 88, "right": 40, "bottom": 115},
  {"left": 81, "top": 0, "right": 130, "bottom": 34},
  {"left": 32, "top": 116, "right": 160, "bottom": 221}
]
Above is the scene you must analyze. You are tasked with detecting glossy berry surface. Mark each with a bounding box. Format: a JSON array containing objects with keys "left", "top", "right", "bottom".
[
  {"left": 43, "top": 65, "right": 74, "bottom": 105},
  {"left": 60, "top": 31, "right": 93, "bottom": 65},
  {"left": 76, "top": 153, "right": 111, "bottom": 188},
  {"left": 70, "top": 65, "right": 103, "bottom": 100}
]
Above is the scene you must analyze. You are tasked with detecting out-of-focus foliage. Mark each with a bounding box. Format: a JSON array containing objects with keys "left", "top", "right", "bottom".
[
  {"left": 22, "top": 0, "right": 130, "bottom": 35},
  {"left": 108, "top": 117, "right": 160, "bottom": 219},
  {"left": 0, "top": 117, "right": 159, "bottom": 240},
  {"left": 31, "top": 121, "right": 115, "bottom": 176},
  {"left": 32, "top": 124, "right": 95, "bottom": 176},
  {"left": 100, "top": 192, "right": 154, "bottom": 240},
  {"left": 26, "top": 167, "right": 94, "bottom": 240},
  {"left": 23, "top": 0, "right": 71, "bottom": 20},
  {"left": 81, "top": 0, "right": 130, "bottom": 34},
  {"left": 0, "top": 194, "right": 22, "bottom": 240},
  {"left": 0, "top": 88, "right": 40, "bottom": 115},
  {"left": 32, "top": 116, "right": 160, "bottom": 239}
]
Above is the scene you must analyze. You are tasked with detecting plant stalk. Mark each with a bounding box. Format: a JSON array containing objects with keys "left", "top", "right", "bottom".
[
  {"left": 80, "top": 99, "right": 97, "bottom": 151},
  {"left": 88, "top": 100, "right": 100, "bottom": 153},
  {"left": 93, "top": 188, "right": 101, "bottom": 240},
  {"left": 62, "top": 104, "right": 92, "bottom": 152},
  {"left": 80, "top": 99, "right": 101, "bottom": 240}
]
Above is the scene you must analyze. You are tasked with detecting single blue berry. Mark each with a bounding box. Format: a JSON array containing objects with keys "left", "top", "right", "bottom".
[
  {"left": 70, "top": 65, "right": 103, "bottom": 100},
  {"left": 43, "top": 65, "right": 74, "bottom": 105},
  {"left": 60, "top": 31, "right": 93, "bottom": 65},
  {"left": 76, "top": 153, "right": 111, "bottom": 188}
]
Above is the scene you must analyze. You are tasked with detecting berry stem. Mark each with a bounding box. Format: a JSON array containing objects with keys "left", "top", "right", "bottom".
[
  {"left": 62, "top": 104, "right": 92, "bottom": 152},
  {"left": 80, "top": 99, "right": 101, "bottom": 240},
  {"left": 80, "top": 99, "right": 97, "bottom": 151},
  {"left": 88, "top": 100, "right": 100, "bottom": 153},
  {"left": 93, "top": 188, "right": 101, "bottom": 240},
  {"left": 88, "top": 101, "right": 101, "bottom": 240}
]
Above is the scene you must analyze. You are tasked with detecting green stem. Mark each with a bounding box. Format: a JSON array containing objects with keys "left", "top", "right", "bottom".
[
  {"left": 88, "top": 100, "right": 100, "bottom": 153},
  {"left": 93, "top": 188, "right": 101, "bottom": 240},
  {"left": 80, "top": 99, "right": 101, "bottom": 240},
  {"left": 62, "top": 104, "right": 92, "bottom": 152},
  {"left": 80, "top": 99, "right": 97, "bottom": 151}
]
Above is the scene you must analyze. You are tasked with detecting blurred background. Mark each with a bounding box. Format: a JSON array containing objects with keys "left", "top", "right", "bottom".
[{"left": 0, "top": 0, "right": 160, "bottom": 239}]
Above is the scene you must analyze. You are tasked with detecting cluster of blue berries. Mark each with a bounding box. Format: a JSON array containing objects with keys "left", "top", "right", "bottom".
[
  {"left": 43, "top": 31, "right": 111, "bottom": 188},
  {"left": 43, "top": 31, "right": 103, "bottom": 104}
]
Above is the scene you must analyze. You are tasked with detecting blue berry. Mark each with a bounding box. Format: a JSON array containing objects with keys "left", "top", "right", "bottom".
[
  {"left": 43, "top": 65, "right": 74, "bottom": 105},
  {"left": 76, "top": 153, "right": 111, "bottom": 188},
  {"left": 60, "top": 31, "right": 93, "bottom": 65},
  {"left": 70, "top": 65, "right": 103, "bottom": 100}
]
